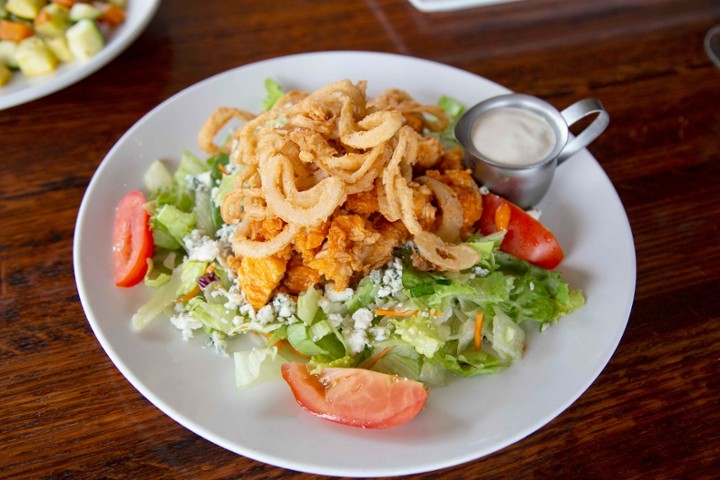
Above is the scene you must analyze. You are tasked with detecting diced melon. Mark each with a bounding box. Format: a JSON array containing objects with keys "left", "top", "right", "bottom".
[
  {"left": 5, "top": 0, "right": 46, "bottom": 20},
  {"left": 66, "top": 19, "right": 104, "bottom": 60},
  {"left": 0, "top": 62, "right": 11, "bottom": 86},
  {"left": 34, "top": 3, "right": 70, "bottom": 38},
  {"left": 16, "top": 36, "right": 58, "bottom": 76},
  {"left": 68, "top": 3, "right": 100, "bottom": 22},
  {"left": 45, "top": 34, "right": 72, "bottom": 62},
  {"left": 0, "top": 39, "right": 18, "bottom": 68}
]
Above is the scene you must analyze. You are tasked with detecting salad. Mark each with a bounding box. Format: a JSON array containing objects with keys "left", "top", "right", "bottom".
[
  {"left": 112, "top": 80, "right": 585, "bottom": 429},
  {"left": 0, "top": 0, "right": 126, "bottom": 86}
]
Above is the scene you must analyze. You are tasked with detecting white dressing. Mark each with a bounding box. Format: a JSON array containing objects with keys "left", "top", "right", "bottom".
[{"left": 471, "top": 107, "right": 555, "bottom": 166}]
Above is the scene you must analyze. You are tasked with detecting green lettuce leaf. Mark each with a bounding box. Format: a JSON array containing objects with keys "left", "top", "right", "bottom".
[{"left": 263, "top": 78, "right": 284, "bottom": 111}]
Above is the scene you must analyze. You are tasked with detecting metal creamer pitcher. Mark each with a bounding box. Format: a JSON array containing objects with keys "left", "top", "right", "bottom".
[{"left": 455, "top": 93, "right": 609, "bottom": 209}]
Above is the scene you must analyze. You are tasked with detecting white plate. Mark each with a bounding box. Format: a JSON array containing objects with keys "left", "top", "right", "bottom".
[
  {"left": 73, "top": 51, "right": 636, "bottom": 477},
  {"left": 0, "top": 0, "right": 160, "bottom": 110}
]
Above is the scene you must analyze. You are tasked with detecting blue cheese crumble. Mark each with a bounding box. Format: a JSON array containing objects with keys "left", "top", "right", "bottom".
[{"left": 183, "top": 230, "right": 220, "bottom": 262}]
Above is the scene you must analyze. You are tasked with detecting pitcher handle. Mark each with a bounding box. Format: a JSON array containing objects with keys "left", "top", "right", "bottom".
[{"left": 557, "top": 98, "right": 610, "bottom": 164}]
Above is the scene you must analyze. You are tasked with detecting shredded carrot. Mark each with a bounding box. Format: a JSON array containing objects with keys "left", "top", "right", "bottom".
[
  {"left": 218, "top": 164, "right": 230, "bottom": 175},
  {"left": 494, "top": 203, "right": 511, "bottom": 231},
  {"left": 473, "top": 311, "right": 484, "bottom": 351},
  {"left": 175, "top": 285, "right": 200, "bottom": 303},
  {"left": 374, "top": 308, "right": 417, "bottom": 317},
  {"left": 98, "top": 4, "right": 126, "bottom": 27},
  {"left": 0, "top": 20, "right": 34, "bottom": 42},
  {"left": 360, "top": 345, "right": 395, "bottom": 370}
]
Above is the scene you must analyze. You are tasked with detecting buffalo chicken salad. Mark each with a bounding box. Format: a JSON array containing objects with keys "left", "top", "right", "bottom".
[{"left": 112, "top": 79, "right": 584, "bottom": 429}]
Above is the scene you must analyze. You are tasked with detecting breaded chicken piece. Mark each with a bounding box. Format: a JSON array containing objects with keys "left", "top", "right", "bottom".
[
  {"left": 283, "top": 257, "right": 322, "bottom": 295},
  {"left": 308, "top": 214, "right": 412, "bottom": 290},
  {"left": 247, "top": 216, "right": 286, "bottom": 241},
  {"left": 308, "top": 215, "right": 381, "bottom": 290},
  {"left": 345, "top": 190, "right": 380, "bottom": 215},
  {"left": 238, "top": 255, "right": 289, "bottom": 310},
  {"left": 415, "top": 136, "right": 445, "bottom": 169},
  {"left": 436, "top": 146, "right": 465, "bottom": 171},
  {"left": 292, "top": 222, "right": 329, "bottom": 263},
  {"left": 368, "top": 217, "right": 410, "bottom": 267}
]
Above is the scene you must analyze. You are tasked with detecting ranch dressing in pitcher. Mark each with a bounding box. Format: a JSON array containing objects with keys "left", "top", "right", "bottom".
[{"left": 471, "top": 107, "right": 555, "bottom": 166}]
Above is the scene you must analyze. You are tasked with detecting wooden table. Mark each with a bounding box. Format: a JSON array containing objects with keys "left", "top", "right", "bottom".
[{"left": 3, "top": 0, "right": 719, "bottom": 478}]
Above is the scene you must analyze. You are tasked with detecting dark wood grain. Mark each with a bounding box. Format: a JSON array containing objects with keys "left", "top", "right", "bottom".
[{"left": 2, "top": 0, "right": 719, "bottom": 478}]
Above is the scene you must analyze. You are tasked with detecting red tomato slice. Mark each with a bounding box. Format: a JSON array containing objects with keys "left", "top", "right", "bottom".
[
  {"left": 112, "top": 190, "right": 153, "bottom": 287},
  {"left": 281, "top": 362, "right": 428, "bottom": 429},
  {"left": 478, "top": 193, "right": 564, "bottom": 269}
]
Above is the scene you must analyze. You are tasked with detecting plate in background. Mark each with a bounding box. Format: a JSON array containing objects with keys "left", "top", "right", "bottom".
[
  {"left": 0, "top": 0, "right": 160, "bottom": 110},
  {"left": 408, "top": 0, "right": 525, "bottom": 13}
]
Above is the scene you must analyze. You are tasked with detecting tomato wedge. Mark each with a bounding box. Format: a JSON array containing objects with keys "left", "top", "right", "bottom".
[
  {"left": 112, "top": 190, "right": 153, "bottom": 287},
  {"left": 478, "top": 193, "right": 564, "bottom": 269},
  {"left": 281, "top": 362, "right": 428, "bottom": 429}
]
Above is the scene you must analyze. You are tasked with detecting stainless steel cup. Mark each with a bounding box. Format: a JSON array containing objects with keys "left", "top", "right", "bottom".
[{"left": 454, "top": 93, "right": 609, "bottom": 209}]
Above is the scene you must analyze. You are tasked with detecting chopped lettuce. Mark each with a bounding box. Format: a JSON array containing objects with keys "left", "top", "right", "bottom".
[
  {"left": 152, "top": 204, "right": 195, "bottom": 249},
  {"left": 174, "top": 150, "right": 209, "bottom": 189},
  {"left": 287, "top": 323, "right": 332, "bottom": 357},
  {"left": 393, "top": 315, "right": 446, "bottom": 358},
  {"left": 367, "top": 339, "right": 423, "bottom": 380},
  {"left": 263, "top": 78, "right": 284, "bottom": 111},
  {"left": 132, "top": 267, "right": 183, "bottom": 330},
  {"left": 489, "top": 310, "right": 526, "bottom": 360},
  {"left": 177, "top": 260, "right": 207, "bottom": 297},
  {"left": 186, "top": 296, "right": 236, "bottom": 335},
  {"left": 436, "top": 95, "right": 465, "bottom": 148},
  {"left": 234, "top": 347, "right": 285, "bottom": 390},
  {"left": 433, "top": 344, "right": 510, "bottom": 377},
  {"left": 143, "top": 160, "right": 173, "bottom": 192},
  {"left": 494, "top": 252, "right": 585, "bottom": 328},
  {"left": 297, "top": 286, "right": 321, "bottom": 325}
]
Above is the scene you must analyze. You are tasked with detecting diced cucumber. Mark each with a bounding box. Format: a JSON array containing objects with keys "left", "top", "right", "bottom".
[
  {"left": 34, "top": 3, "right": 71, "bottom": 38},
  {"left": 5, "top": 0, "right": 45, "bottom": 20},
  {"left": 0, "top": 40, "right": 19, "bottom": 69},
  {"left": 45, "top": 34, "right": 72, "bottom": 62},
  {"left": 68, "top": 3, "right": 101, "bottom": 22},
  {"left": 16, "top": 36, "right": 58, "bottom": 76},
  {"left": 0, "top": 63, "right": 11, "bottom": 86},
  {"left": 66, "top": 19, "right": 104, "bottom": 60}
]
